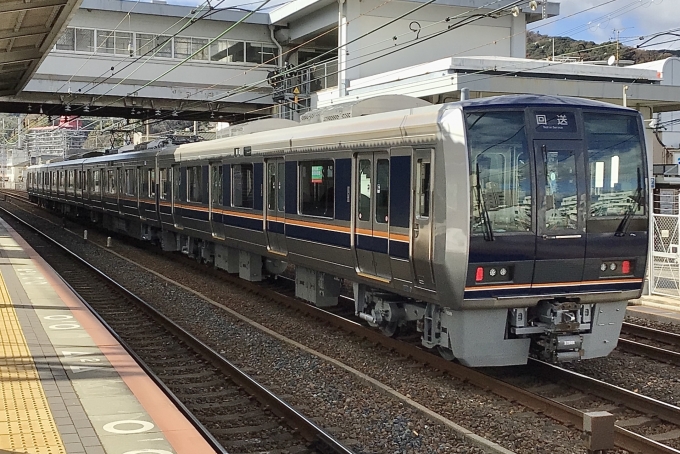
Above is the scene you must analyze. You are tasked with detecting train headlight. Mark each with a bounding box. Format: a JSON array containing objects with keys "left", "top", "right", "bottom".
[
  {"left": 609, "top": 263, "right": 617, "bottom": 271},
  {"left": 600, "top": 263, "right": 607, "bottom": 272},
  {"left": 500, "top": 268, "right": 507, "bottom": 276},
  {"left": 489, "top": 268, "right": 497, "bottom": 277}
]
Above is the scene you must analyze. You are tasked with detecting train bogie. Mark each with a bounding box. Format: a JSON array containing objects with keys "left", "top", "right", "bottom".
[{"left": 27, "top": 94, "right": 649, "bottom": 367}]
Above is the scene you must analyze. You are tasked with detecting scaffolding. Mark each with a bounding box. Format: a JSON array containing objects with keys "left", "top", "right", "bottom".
[{"left": 26, "top": 126, "right": 88, "bottom": 158}]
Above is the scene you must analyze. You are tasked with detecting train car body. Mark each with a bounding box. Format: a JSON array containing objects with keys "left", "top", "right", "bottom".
[{"left": 27, "top": 95, "right": 649, "bottom": 367}]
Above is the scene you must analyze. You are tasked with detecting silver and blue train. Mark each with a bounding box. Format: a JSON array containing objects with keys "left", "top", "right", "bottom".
[{"left": 27, "top": 94, "right": 649, "bottom": 367}]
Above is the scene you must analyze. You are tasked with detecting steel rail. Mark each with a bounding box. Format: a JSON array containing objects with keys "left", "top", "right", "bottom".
[
  {"left": 622, "top": 321, "right": 680, "bottom": 347},
  {"left": 0, "top": 204, "right": 354, "bottom": 454}
]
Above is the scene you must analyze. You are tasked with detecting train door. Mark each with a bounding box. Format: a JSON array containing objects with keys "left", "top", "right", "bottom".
[
  {"left": 533, "top": 140, "right": 587, "bottom": 284},
  {"left": 354, "top": 152, "right": 391, "bottom": 280},
  {"left": 209, "top": 162, "right": 225, "bottom": 240},
  {"left": 265, "top": 159, "right": 287, "bottom": 255},
  {"left": 411, "top": 150, "right": 436, "bottom": 289}
]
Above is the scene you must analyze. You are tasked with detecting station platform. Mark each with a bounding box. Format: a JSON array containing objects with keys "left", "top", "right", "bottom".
[
  {"left": 628, "top": 294, "right": 680, "bottom": 324},
  {"left": 0, "top": 217, "right": 217, "bottom": 454}
]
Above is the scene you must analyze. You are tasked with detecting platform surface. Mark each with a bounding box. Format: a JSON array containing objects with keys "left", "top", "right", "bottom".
[
  {"left": 628, "top": 293, "right": 680, "bottom": 324},
  {"left": 0, "top": 217, "right": 217, "bottom": 454}
]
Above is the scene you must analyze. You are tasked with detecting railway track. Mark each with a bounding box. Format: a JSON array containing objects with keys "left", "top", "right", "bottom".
[
  {"left": 4, "top": 190, "right": 680, "bottom": 453},
  {"left": 619, "top": 322, "right": 680, "bottom": 366},
  {"left": 0, "top": 202, "right": 353, "bottom": 454}
]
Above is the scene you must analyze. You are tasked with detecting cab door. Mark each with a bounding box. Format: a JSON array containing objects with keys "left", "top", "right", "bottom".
[
  {"left": 353, "top": 152, "right": 391, "bottom": 280},
  {"left": 533, "top": 140, "right": 587, "bottom": 285},
  {"left": 265, "top": 159, "right": 287, "bottom": 255}
]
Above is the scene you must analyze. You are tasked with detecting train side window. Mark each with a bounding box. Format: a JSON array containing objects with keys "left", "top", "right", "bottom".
[
  {"left": 106, "top": 169, "right": 116, "bottom": 195},
  {"left": 93, "top": 170, "right": 100, "bottom": 194},
  {"left": 358, "top": 159, "right": 371, "bottom": 221},
  {"left": 300, "top": 160, "right": 334, "bottom": 218},
  {"left": 149, "top": 169, "right": 156, "bottom": 198},
  {"left": 267, "top": 162, "right": 276, "bottom": 210},
  {"left": 187, "top": 166, "right": 202, "bottom": 203},
  {"left": 211, "top": 164, "right": 223, "bottom": 205},
  {"left": 416, "top": 160, "right": 431, "bottom": 218},
  {"left": 159, "top": 168, "right": 169, "bottom": 200},
  {"left": 172, "top": 166, "right": 181, "bottom": 202},
  {"left": 277, "top": 161, "right": 285, "bottom": 212},
  {"left": 124, "top": 168, "right": 136, "bottom": 196},
  {"left": 376, "top": 159, "right": 389, "bottom": 223},
  {"left": 232, "top": 164, "right": 254, "bottom": 208}
]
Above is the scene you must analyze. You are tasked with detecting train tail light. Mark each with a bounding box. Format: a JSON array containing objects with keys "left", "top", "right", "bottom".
[
  {"left": 475, "top": 267, "right": 484, "bottom": 282},
  {"left": 622, "top": 260, "right": 631, "bottom": 274}
]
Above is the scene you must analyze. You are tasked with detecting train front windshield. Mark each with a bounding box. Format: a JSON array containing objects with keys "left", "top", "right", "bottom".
[{"left": 465, "top": 106, "right": 647, "bottom": 291}]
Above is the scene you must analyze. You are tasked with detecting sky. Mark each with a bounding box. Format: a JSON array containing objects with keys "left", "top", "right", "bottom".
[
  {"left": 166, "top": 0, "right": 680, "bottom": 51},
  {"left": 537, "top": 0, "right": 680, "bottom": 51}
]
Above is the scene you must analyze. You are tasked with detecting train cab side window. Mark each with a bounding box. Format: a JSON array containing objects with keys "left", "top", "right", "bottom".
[
  {"left": 416, "top": 160, "right": 431, "bottom": 218},
  {"left": 466, "top": 110, "right": 531, "bottom": 234},
  {"left": 160, "top": 168, "right": 169, "bottom": 200},
  {"left": 212, "top": 165, "right": 223, "bottom": 205},
  {"left": 376, "top": 159, "right": 389, "bottom": 223},
  {"left": 300, "top": 160, "right": 334, "bottom": 218},
  {"left": 188, "top": 166, "right": 202, "bottom": 203},
  {"left": 232, "top": 164, "right": 254, "bottom": 208}
]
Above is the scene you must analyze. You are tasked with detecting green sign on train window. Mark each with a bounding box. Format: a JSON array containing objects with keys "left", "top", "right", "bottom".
[{"left": 311, "top": 165, "right": 323, "bottom": 183}]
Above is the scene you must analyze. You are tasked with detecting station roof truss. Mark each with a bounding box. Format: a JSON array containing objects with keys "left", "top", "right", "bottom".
[{"left": 0, "top": 0, "right": 83, "bottom": 97}]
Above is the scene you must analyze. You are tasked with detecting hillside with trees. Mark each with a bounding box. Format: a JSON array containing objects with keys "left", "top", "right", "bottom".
[{"left": 526, "top": 31, "right": 680, "bottom": 63}]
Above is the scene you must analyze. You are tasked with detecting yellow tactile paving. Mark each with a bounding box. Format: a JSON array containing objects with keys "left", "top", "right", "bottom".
[{"left": 0, "top": 270, "right": 66, "bottom": 454}]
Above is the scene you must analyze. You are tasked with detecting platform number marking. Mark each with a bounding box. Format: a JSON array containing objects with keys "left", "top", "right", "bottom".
[
  {"left": 45, "top": 314, "right": 80, "bottom": 330},
  {"left": 122, "top": 450, "right": 173, "bottom": 454},
  {"left": 16, "top": 267, "right": 48, "bottom": 285},
  {"left": 61, "top": 350, "right": 109, "bottom": 373},
  {"left": 103, "top": 420, "right": 155, "bottom": 434}
]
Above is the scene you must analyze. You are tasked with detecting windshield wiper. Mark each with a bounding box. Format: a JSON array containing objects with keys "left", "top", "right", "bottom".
[
  {"left": 615, "top": 167, "right": 643, "bottom": 237},
  {"left": 475, "top": 163, "right": 494, "bottom": 241}
]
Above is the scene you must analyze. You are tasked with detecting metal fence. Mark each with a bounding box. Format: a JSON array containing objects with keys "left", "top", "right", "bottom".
[{"left": 651, "top": 192, "right": 680, "bottom": 297}]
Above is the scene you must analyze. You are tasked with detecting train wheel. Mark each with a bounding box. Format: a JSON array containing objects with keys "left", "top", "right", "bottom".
[
  {"left": 437, "top": 346, "right": 456, "bottom": 361},
  {"left": 379, "top": 322, "right": 400, "bottom": 337}
]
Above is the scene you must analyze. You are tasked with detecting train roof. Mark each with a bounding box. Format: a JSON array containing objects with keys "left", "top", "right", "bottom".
[{"left": 457, "top": 94, "right": 638, "bottom": 112}]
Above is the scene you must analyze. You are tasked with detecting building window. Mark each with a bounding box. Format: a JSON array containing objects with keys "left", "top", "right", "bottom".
[
  {"left": 76, "top": 29, "right": 95, "bottom": 52},
  {"left": 137, "top": 33, "right": 172, "bottom": 58},
  {"left": 96, "top": 30, "right": 115, "bottom": 54},
  {"left": 56, "top": 28, "right": 75, "bottom": 51},
  {"left": 232, "top": 164, "right": 253, "bottom": 208},
  {"left": 228, "top": 41, "right": 245, "bottom": 62},
  {"left": 299, "top": 160, "right": 334, "bottom": 217}
]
